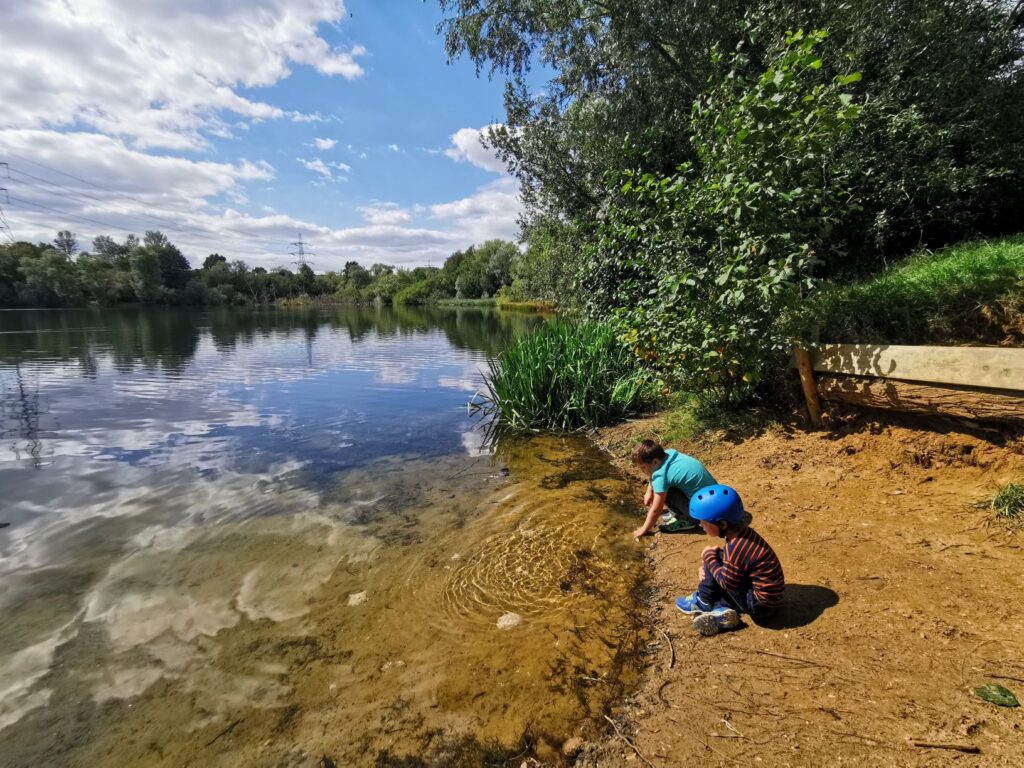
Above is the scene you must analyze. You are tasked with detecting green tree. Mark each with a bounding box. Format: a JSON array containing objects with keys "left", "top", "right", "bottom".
[
  {"left": 19, "top": 249, "right": 84, "bottom": 306},
  {"left": 440, "top": 0, "right": 1024, "bottom": 269},
  {"left": 589, "top": 31, "right": 860, "bottom": 402},
  {"left": 129, "top": 246, "right": 166, "bottom": 304},
  {"left": 53, "top": 230, "right": 79, "bottom": 257}
]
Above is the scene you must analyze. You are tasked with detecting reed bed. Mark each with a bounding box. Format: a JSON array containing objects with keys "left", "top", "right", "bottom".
[{"left": 476, "top": 321, "right": 653, "bottom": 433}]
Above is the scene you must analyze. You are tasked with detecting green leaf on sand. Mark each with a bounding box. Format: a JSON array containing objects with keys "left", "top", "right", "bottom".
[{"left": 974, "top": 684, "right": 1019, "bottom": 707}]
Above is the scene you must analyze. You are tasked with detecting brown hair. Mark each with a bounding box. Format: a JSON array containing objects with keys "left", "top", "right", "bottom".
[{"left": 631, "top": 439, "right": 667, "bottom": 467}]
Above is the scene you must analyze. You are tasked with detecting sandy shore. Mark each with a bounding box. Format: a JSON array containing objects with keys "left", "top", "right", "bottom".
[{"left": 575, "top": 411, "right": 1024, "bottom": 767}]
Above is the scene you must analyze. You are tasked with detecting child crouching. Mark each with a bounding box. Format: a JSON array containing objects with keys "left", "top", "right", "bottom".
[{"left": 674, "top": 485, "right": 785, "bottom": 636}]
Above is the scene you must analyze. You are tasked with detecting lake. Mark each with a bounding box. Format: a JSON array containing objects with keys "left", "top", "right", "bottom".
[{"left": 0, "top": 306, "right": 645, "bottom": 767}]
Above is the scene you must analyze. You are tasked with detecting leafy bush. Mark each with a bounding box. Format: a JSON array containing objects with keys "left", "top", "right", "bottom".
[
  {"left": 800, "top": 236, "right": 1024, "bottom": 344},
  {"left": 393, "top": 277, "right": 447, "bottom": 305},
  {"left": 585, "top": 30, "right": 860, "bottom": 404},
  {"left": 477, "top": 321, "right": 654, "bottom": 433}
]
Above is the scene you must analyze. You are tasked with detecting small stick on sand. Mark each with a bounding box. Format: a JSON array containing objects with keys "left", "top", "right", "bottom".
[
  {"left": 205, "top": 719, "right": 242, "bottom": 747},
  {"left": 989, "top": 673, "right": 1024, "bottom": 683},
  {"left": 604, "top": 715, "right": 656, "bottom": 768},
  {"left": 911, "top": 741, "right": 980, "bottom": 754},
  {"left": 654, "top": 625, "right": 676, "bottom": 670},
  {"left": 737, "top": 648, "right": 832, "bottom": 668}
]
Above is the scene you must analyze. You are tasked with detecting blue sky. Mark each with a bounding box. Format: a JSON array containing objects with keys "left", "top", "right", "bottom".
[{"left": 0, "top": 1, "right": 528, "bottom": 270}]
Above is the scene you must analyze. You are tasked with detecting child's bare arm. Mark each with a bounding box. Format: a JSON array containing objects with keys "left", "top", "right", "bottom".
[{"left": 632, "top": 491, "right": 667, "bottom": 538}]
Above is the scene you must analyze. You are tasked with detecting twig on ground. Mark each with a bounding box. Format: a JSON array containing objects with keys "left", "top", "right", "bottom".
[
  {"left": 911, "top": 741, "right": 980, "bottom": 754},
  {"left": 937, "top": 542, "right": 974, "bottom": 552},
  {"left": 654, "top": 625, "right": 676, "bottom": 670},
  {"left": 826, "top": 728, "right": 882, "bottom": 746},
  {"left": 988, "top": 673, "right": 1024, "bottom": 683},
  {"left": 692, "top": 735, "right": 742, "bottom": 764},
  {"left": 604, "top": 715, "right": 656, "bottom": 768},
  {"left": 735, "top": 648, "right": 832, "bottom": 668},
  {"left": 961, "top": 639, "right": 999, "bottom": 688},
  {"left": 205, "top": 719, "right": 242, "bottom": 747}
]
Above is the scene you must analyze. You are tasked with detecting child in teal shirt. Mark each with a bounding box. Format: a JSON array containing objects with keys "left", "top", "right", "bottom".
[{"left": 630, "top": 439, "right": 717, "bottom": 537}]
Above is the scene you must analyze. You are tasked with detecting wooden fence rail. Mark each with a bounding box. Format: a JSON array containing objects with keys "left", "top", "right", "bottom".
[{"left": 791, "top": 343, "right": 1024, "bottom": 424}]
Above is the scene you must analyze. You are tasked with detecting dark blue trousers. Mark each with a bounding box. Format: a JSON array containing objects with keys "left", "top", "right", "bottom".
[{"left": 697, "top": 570, "right": 778, "bottom": 620}]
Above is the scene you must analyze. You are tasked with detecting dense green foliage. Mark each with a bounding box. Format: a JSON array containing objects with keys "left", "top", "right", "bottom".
[
  {"left": 440, "top": 0, "right": 1024, "bottom": 406},
  {"left": 477, "top": 321, "right": 653, "bottom": 432},
  {"left": 801, "top": 236, "right": 1024, "bottom": 345},
  {"left": 587, "top": 30, "right": 860, "bottom": 402},
  {"left": 395, "top": 239, "right": 520, "bottom": 304},
  {"left": 442, "top": 0, "right": 1024, "bottom": 261},
  {"left": 0, "top": 232, "right": 522, "bottom": 309}
]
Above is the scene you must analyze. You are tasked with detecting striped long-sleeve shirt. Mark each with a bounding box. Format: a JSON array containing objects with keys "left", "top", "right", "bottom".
[{"left": 703, "top": 526, "right": 785, "bottom": 607}]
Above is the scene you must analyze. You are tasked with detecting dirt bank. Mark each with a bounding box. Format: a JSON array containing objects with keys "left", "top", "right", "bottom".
[{"left": 582, "top": 412, "right": 1024, "bottom": 767}]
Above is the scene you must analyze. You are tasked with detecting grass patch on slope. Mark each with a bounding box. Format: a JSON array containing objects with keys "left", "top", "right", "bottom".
[
  {"left": 805, "top": 236, "right": 1024, "bottom": 344},
  {"left": 976, "top": 482, "right": 1024, "bottom": 526}
]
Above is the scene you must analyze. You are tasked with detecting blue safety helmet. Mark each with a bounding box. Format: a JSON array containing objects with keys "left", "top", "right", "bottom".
[{"left": 688, "top": 484, "right": 745, "bottom": 525}]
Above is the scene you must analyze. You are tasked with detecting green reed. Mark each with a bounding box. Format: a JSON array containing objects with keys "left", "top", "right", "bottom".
[{"left": 476, "top": 320, "right": 653, "bottom": 433}]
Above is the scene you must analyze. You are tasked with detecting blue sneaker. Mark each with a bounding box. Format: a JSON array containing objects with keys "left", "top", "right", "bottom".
[{"left": 675, "top": 592, "right": 713, "bottom": 615}]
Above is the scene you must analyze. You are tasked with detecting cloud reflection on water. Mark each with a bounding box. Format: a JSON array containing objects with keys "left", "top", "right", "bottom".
[{"left": 0, "top": 306, "right": 543, "bottom": 751}]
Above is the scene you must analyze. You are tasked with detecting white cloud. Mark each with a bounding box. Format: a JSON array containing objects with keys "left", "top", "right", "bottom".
[
  {"left": 0, "top": 1, "right": 365, "bottom": 150},
  {"left": 431, "top": 177, "right": 522, "bottom": 242},
  {"left": 388, "top": 144, "right": 400, "bottom": 153},
  {"left": 330, "top": 162, "right": 352, "bottom": 173},
  {"left": 444, "top": 125, "right": 507, "bottom": 173},
  {"left": 314, "top": 138, "right": 337, "bottom": 150},
  {"left": 297, "top": 158, "right": 334, "bottom": 180},
  {"left": 0, "top": 128, "right": 521, "bottom": 271},
  {"left": 358, "top": 203, "right": 411, "bottom": 226}
]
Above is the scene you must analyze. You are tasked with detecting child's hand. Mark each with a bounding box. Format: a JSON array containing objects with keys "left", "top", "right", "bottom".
[
  {"left": 698, "top": 565, "right": 706, "bottom": 581},
  {"left": 631, "top": 526, "right": 648, "bottom": 540}
]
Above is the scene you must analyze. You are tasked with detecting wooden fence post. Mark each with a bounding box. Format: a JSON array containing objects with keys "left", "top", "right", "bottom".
[{"left": 793, "top": 344, "right": 823, "bottom": 427}]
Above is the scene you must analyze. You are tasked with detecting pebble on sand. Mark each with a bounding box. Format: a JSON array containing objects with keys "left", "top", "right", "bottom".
[
  {"left": 496, "top": 612, "right": 522, "bottom": 630},
  {"left": 348, "top": 591, "right": 368, "bottom": 606}
]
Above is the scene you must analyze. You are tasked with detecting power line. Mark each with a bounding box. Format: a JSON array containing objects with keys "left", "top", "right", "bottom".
[
  {"left": 6, "top": 194, "right": 291, "bottom": 261},
  {"left": 5, "top": 166, "right": 230, "bottom": 246},
  {"left": 6, "top": 194, "right": 139, "bottom": 235},
  {"left": 0, "top": 151, "right": 209, "bottom": 221}
]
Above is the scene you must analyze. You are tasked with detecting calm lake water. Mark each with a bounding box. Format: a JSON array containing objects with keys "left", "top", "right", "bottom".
[{"left": 0, "top": 306, "right": 645, "bottom": 767}]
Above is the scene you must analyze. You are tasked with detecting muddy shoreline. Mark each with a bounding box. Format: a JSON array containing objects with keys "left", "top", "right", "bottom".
[{"left": 577, "top": 410, "right": 1024, "bottom": 767}]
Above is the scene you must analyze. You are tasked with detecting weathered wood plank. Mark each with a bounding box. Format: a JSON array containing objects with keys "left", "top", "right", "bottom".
[
  {"left": 803, "top": 343, "right": 1024, "bottom": 391},
  {"left": 816, "top": 374, "right": 1024, "bottom": 422}
]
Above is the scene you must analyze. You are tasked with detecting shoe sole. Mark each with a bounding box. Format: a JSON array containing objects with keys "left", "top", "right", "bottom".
[
  {"left": 693, "top": 613, "right": 720, "bottom": 636},
  {"left": 712, "top": 607, "right": 739, "bottom": 630}
]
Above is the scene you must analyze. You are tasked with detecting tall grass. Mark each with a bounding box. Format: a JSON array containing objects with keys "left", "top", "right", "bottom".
[
  {"left": 801, "top": 236, "right": 1024, "bottom": 344},
  {"left": 476, "top": 321, "right": 653, "bottom": 433}
]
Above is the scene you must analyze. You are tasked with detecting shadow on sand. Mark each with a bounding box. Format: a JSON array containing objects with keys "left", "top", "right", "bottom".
[{"left": 754, "top": 583, "right": 839, "bottom": 630}]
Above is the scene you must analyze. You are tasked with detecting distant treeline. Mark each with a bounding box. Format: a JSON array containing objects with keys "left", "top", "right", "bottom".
[{"left": 0, "top": 231, "right": 536, "bottom": 308}]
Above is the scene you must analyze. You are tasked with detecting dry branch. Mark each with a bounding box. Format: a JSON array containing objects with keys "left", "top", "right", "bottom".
[{"left": 604, "top": 715, "right": 656, "bottom": 768}]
